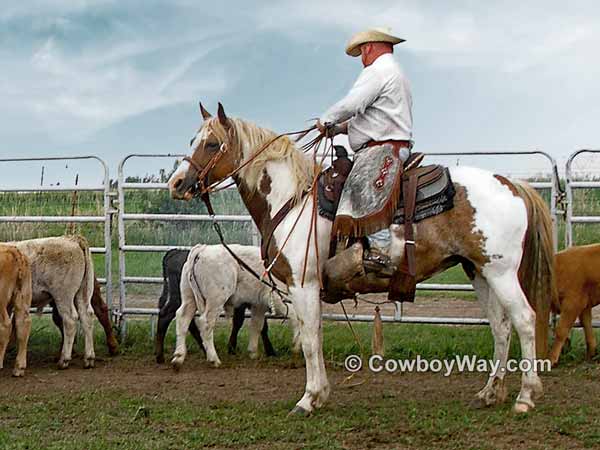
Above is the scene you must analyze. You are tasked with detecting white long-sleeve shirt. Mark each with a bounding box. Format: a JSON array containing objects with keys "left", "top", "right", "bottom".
[{"left": 321, "top": 53, "right": 413, "bottom": 151}]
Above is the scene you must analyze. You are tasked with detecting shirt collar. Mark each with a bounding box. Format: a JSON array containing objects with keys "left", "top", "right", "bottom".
[{"left": 371, "top": 53, "right": 394, "bottom": 66}]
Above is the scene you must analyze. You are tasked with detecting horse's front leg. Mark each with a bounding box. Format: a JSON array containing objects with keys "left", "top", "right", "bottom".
[{"left": 288, "top": 283, "right": 329, "bottom": 416}]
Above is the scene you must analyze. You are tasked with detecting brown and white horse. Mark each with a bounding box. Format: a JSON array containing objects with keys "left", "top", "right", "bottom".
[{"left": 168, "top": 103, "right": 556, "bottom": 415}]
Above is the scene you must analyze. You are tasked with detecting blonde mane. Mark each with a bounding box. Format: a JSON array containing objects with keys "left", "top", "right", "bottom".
[{"left": 206, "top": 117, "right": 315, "bottom": 201}]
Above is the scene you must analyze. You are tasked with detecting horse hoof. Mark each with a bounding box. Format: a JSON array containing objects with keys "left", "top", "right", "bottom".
[
  {"left": 513, "top": 402, "right": 533, "bottom": 414},
  {"left": 469, "top": 397, "right": 489, "bottom": 410},
  {"left": 84, "top": 358, "right": 95, "bottom": 369},
  {"left": 57, "top": 360, "right": 70, "bottom": 370},
  {"left": 156, "top": 354, "right": 165, "bottom": 364},
  {"left": 12, "top": 368, "right": 25, "bottom": 377},
  {"left": 248, "top": 352, "right": 259, "bottom": 360},
  {"left": 288, "top": 405, "right": 311, "bottom": 417},
  {"left": 211, "top": 360, "right": 222, "bottom": 368},
  {"left": 171, "top": 358, "right": 184, "bottom": 372}
]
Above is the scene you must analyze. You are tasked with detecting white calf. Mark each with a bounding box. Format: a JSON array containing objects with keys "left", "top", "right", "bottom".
[{"left": 172, "top": 244, "right": 298, "bottom": 368}]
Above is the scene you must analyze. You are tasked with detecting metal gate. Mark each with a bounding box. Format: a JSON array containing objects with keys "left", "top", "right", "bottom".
[
  {"left": 565, "top": 149, "right": 600, "bottom": 247},
  {"left": 0, "top": 156, "right": 113, "bottom": 308}
]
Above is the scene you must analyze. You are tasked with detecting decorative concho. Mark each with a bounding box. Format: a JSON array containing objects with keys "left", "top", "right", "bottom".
[{"left": 374, "top": 156, "right": 394, "bottom": 190}]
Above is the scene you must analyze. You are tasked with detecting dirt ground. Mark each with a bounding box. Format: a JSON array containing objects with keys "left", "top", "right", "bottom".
[
  {"left": 2, "top": 351, "right": 600, "bottom": 449},
  {"left": 127, "top": 290, "right": 600, "bottom": 322}
]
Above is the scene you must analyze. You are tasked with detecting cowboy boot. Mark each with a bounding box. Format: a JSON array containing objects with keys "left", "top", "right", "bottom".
[{"left": 321, "top": 242, "right": 398, "bottom": 304}]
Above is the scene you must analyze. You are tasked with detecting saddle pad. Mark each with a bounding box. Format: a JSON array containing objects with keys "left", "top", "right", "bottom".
[
  {"left": 393, "top": 167, "right": 455, "bottom": 224},
  {"left": 333, "top": 144, "right": 403, "bottom": 237}
]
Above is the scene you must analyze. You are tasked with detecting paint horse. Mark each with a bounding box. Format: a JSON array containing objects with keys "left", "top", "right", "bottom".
[
  {"left": 549, "top": 244, "right": 600, "bottom": 365},
  {"left": 168, "top": 102, "right": 556, "bottom": 415}
]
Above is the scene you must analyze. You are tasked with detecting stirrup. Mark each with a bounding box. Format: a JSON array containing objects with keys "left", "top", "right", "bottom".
[{"left": 363, "top": 248, "right": 395, "bottom": 278}]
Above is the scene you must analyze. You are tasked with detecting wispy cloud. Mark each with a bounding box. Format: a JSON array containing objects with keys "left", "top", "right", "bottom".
[
  {"left": 2, "top": 0, "right": 600, "bottom": 175},
  {"left": 0, "top": 2, "right": 243, "bottom": 144},
  {"left": 257, "top": 0, "right": 600, "bottom": 73}
]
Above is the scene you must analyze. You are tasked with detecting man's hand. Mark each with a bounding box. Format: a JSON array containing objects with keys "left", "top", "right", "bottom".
[
  {"left": 316, "top": 120, "right": 348, "bottom": 137},
  {"left": 316, "top": 119, "right": 328, "bottom": 135}
]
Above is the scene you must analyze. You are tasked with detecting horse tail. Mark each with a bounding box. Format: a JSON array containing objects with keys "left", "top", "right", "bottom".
[{"left": 513, "top": 181, "right": 559, "bottom": 358}]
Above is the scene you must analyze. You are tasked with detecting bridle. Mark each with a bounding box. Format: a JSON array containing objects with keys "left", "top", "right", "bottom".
[
  {"left": 182, "top": 121, "right": 319, "bottom": 197},
  {"left": 182, "top": 131, "right": 232, "bottom": 196}
]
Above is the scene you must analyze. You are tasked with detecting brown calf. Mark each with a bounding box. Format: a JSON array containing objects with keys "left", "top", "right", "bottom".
[
  {"left": 549, "top": 244, "right": 600, "bottom": 365},
  {"left": 0, "top": 244, "right": 32, "bottom": 376}
]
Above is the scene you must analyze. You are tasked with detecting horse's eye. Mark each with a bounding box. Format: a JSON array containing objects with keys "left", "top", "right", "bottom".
[
  {"left": 189, "top": 137, "right": 195, "bottom": 147},
  {"left": 205, "top": 142, "right": 219, "bottom": 151}
]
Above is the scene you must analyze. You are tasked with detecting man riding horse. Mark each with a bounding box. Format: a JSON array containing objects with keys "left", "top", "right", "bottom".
[{"left": 316, "top": 27, "right": 416, "bottom": 301}]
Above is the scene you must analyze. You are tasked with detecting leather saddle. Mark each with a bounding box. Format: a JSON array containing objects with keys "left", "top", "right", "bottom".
[{"left": 318, "top": 149, "right": 456, "bottom": 303}]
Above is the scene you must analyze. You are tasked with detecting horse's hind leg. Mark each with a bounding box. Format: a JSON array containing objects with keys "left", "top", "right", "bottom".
[
  {"left": 471, "top": 275, "right": 510, "bottom": 408},
  {"left": 487, "top": 271, "right": 543, "bottom": 413},
  {"left": 580, "top": 307, "right": 596, "bottom": 361},
  {"left": 171, "top": 277, "right": 196, "bottom": 370}
]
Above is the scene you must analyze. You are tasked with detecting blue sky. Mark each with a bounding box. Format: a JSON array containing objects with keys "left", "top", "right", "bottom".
[{"left": 2, "top": 0, "right": 600, "bottom": 187}]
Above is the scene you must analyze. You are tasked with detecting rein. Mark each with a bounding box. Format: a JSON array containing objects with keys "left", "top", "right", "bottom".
[{"left": 199, "top": 192, "right": 288, "bottom": 299}]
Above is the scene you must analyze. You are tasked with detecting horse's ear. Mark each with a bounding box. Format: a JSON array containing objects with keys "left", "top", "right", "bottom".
[
  {"left": 199, "top": 102, "right": 212, "bottom": 120},
  {"left": 217, "top": 102, "right": 230, "bottom": 128}
]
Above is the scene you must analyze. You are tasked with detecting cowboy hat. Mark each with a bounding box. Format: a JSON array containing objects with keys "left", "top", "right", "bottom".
[{"left": 345, "top": 27, "right": 405, "bottom": 57}]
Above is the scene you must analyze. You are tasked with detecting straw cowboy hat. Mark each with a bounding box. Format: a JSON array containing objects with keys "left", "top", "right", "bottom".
[{"left": 345, "top": 27, "right": 405, "bottom": 57}]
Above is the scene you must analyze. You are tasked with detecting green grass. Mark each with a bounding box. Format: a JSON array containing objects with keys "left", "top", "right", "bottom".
[{"left": 2, "top": 318, "right": 600, "bottom": 449}]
